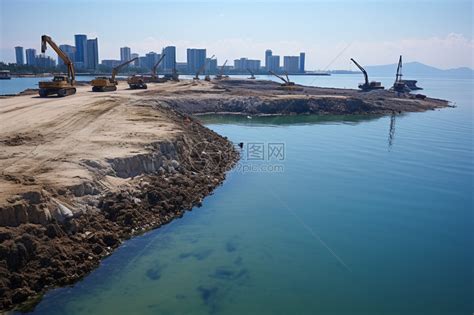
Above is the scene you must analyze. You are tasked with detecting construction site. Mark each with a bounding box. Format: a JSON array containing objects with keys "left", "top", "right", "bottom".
[{"left": 0, "top": 35, "right": 451, "bottom": 311}]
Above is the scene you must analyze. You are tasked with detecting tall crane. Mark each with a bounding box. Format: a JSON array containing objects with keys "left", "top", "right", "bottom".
[
  {"left": 194, "top": 55, "right": 215, "bottom": 80},
  {"left": 38, "top": 35, "right": 76, "bottom": 97},
  {"left": 350, "top": 58, "right": 384, "bottom": 91},
  {"left": 215, "top": 60, "right": 228, "bottom": 80},
  {"left": 91, "top": 57, "right": 138, "bottom": 92},
  {"left": 392, "top": 55, "right": 408, "bottom": 92}
]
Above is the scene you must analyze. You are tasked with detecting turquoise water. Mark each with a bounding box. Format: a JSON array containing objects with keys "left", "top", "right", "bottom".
[{"left": 19, "top": 77, "right": 473, "bottom": 314}]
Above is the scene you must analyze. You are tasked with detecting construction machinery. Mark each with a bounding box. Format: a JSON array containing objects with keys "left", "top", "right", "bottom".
[
  {"left": 38, "top": 35, "right": 76, "bottom": 97},
  {"left": 391, "top": 55, "right": 410, "bottom": 92},
  {"left": 215, "top": 60, "right": 229, "bottom": 80},
  {"left": 350, "top": 58, "right": 384, "bottom": 91},
  {"left": 194, "top": 55, "right": 215, "bottom": 81},
  {"left": 127, "top": 75, "right": 147, "bottom": 89},
  {"left": 145, "top": 54, "right": 167, "bottom": 83},
  {"left": 269, "top": 71, "right": 295, "bottom": 86},
  {"left": 391, "top": 55, "right": 422, "bottom": 92},
  {"left": 91, "top": 57, "right": 138, "bottom": 92},
  {"left": 163, "top": 68, "right": 179, "bottom": 82},
  {"left": 247, "top": 68, "right": 256, "bottom": 80},
  {"left": 269, "top": 71, "right": 303, "bottom": 91}
]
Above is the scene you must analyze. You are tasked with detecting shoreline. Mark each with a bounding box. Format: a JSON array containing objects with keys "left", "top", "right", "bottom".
[{"left": 0, "top": 79, "right": 450, "bottom": 311}]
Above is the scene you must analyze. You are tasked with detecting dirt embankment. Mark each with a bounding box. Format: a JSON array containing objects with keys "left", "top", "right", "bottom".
[
  {"left": 0, "top": 85, "right": 238, "bottom": 311},
  {"left": 140, "top": 79, "right": 449, "bottom": 115},
  {"left": 0, "top": 78, "right": 450, "bottom": 311}
]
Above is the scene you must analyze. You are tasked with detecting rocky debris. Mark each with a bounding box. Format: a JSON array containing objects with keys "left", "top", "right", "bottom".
[
  {"left": 145, "top": 79, "right": 449, "bottom": 116},
  {"left": 0, "top": 107, "right": 238, "bottom": 311}
]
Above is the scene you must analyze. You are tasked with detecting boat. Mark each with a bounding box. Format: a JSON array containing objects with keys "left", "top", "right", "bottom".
[{"left": 0, "top": 70, "right": 11, "bottom": 80}]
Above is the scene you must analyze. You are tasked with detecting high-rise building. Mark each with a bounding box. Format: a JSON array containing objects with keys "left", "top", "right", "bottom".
[
  {"left": 58, "top": 45, "right": 76, "bottom": 66},
  {"left": 120, "top": 47, "right": 131, "bottom": 62},
  {"left": 299, "top": 52, "right": 305, "bottom": 73},
  {"left": 15, "top": 46, "right": 24, "bottom": 65},
  {"left": 138, "top": 56, "right": 148, "bottom": 68},
  {"left": 283, "top": 56, "right": 299, "bottom": 73},
  {"left": 268, "top": 55, "right": 280, "bottom": 72},
  {"left": 187, "top": 48, "right": 206, "bottom": 74},
  {"left": 205, "top": 58, "right": 217, "bottom": 73},
  {"left": 101, "top": 59, "right": 121, "bottom": 68},
  {"left": 265, "top": 49, "right": 272, "bottom": 69},
  {"left": 86, "top": 38, "right": 99, "bottom": 70},
  {"left": 131, "top": 53, "right": 139, "bottom": 66},
  {"left": 74, "top": 34, "right": 88, "bottom": 66},
  {"left": 234, "top": 58, "right": 261, "bottom": 71},
  {"left": 25, "top": 48, "right": 36, "bottom": 66},
  {"left": 162, "top": 46, "right": 176, "bottom": 72},
  {"left": 145, "top": 52, "right": 160, "bottom": 70},
  {"left": 35, "top": 54, "right": 56, "bottom": 68}
]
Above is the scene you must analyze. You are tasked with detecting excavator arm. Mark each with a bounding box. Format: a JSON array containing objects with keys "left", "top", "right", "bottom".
[
  {"left": 269, "top": 70, "right": 289, "bottom": 84},
  {"left": 350, "top": 58, "right": 368, "bottom": 86},
  {"left": 151, "top": 54, "right": 166, "bottom": 78},
  {"left": 395, "top": 55, "right": 403, "bottom": 83},
  {"left": 111, "top": 57, "right": 138, "bottom": 82},
  {"left": 195, "top": 54, "right": 215, "bottom": 79},
  {"left": 41, "top": 35, "right": 75, "bottom": 83},
  {"left": 219, "top": 60, "right": 228, "bottom": 76}
]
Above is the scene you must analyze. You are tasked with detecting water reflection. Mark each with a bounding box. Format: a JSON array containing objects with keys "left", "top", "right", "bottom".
[
  {"left": 388, "top": 112, "right": 397, "bottom": 150},
  {"left": 196, "top": 113, "right": 382, "bottom": 127}
]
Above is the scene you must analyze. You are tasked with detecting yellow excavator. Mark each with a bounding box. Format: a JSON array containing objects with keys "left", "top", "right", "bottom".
[
  {"left": 247, "top": 68, "right": 256, "bottom": 80},
  {"left": 215, "top": 60, "right": 229, "bottom": 80},
  {"left": 269, "top": 71, "right": 303, "bottom": 91},
  {"left": 38, "top": 35, "right": 76, "bottom": 97},
  {"left": 145, "top": 54, "right": 167, "bottom": 83},
  {"left": 127, "top": 75, "right": 147, "bottom": 89},
  {"left": 194, "top": 55, "right": 215, "bottom": 81},
  {"left": 91, "top": 57, "right": 138, "bottom": 92}
]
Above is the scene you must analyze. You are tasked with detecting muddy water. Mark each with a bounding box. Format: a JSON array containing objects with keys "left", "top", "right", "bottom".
[{"left": 20, "top": 77, "right": 473, "bottom": 314}]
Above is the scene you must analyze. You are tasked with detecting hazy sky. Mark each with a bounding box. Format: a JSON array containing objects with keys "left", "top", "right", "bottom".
[{"left": 0, "top": 0, "right": 472, "bottom": 69}]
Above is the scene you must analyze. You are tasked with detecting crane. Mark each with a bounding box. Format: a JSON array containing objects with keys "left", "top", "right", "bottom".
[
  {"left": 350, "top": 58, "right": 384, "bottom": 91},
  {"left": 269, "top": 71, "right": 295, "bottom": 86},
  {"left": 391, "top": 55, "right": 409, "bottom": 92},
  {"left": 194, "top": 55, "right": 215, "bottom": 80},
  {"left": 38, "top": 35, "right": 76, "bottom": 97},
  {"left": 215, "top": 60, "right": 228, "bottom": 80},
  {"left": 247, "top": 68, "right": 256, "bottom": 79},
  {"left": 91, "top": 57, "right": 138, "bottom": 92}
]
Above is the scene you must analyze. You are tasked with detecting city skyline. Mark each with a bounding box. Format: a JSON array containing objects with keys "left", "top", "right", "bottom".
[
  {"left": 11, "top": 33, "right": 308, "bottom": 74},
  {"left": 0, "top": 0, "right": 472, "bottom": 70}
]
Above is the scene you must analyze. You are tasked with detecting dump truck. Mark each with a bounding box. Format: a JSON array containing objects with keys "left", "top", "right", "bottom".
[
  {"left": 91, "top": 57, "right": 138, "bottom": 92},
  {"left": 38, "top": 35, "right": 76, "bottom": 97}
]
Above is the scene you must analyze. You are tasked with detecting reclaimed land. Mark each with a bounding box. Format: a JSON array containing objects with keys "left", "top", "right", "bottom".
[{"left": 0, "top": 79, "right": 449, "bottom": 311}]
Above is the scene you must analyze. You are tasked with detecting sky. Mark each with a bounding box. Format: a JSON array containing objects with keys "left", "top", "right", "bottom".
[{"left": 0, "top": 0, "right": 472, "bottom": 70}]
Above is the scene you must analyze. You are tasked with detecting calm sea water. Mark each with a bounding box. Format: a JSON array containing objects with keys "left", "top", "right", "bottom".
[{"left": 15, "top": 76, "right": 473, "bottom": 314}]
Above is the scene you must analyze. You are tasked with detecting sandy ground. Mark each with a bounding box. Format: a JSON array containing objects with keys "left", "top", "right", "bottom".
[{"left": 0, "top": 83, "right": 180, "bottom": 207}]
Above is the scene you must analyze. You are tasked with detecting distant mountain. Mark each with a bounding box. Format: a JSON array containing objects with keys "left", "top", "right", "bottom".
[{"left": 363, "top": 62, "right": 473, "bottom": 79}]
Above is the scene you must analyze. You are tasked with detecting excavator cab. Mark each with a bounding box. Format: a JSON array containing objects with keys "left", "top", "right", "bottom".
[{"left": 53, "top": 76, "right": 68, "bottom": 82}]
